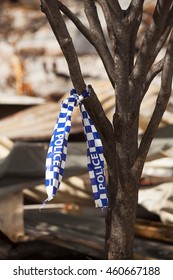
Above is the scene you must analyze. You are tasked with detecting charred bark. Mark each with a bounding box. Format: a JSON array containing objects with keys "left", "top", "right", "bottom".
[{"left": 105, "top": 178, "right": 138, "bottom": 259}]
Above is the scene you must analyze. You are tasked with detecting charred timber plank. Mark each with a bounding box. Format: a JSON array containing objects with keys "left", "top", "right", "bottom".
[
  {"left": 43, "top": 238, "right": 104, "bottom": 259},
  {"left": 135, "top": 218, "right": 173, "bottom": 243},
  {"left": 25, "top": 208, "right": 173, "bottom": 244},
  {"left": 134, "top": 237, "right": 173, "bottom": 260},
  {"left": 25, "top": 209, "right": 105, "bottom": 240},
  {"left": 23, "top": 209, "right": 173, "bottom": 259},
  {"left": 24, "top": 210, "right": 105, "bottom": 258}
]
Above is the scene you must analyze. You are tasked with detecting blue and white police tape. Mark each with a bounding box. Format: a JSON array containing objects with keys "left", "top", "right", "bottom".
[{"left": 42, "top": 88, "right": 108, "bottom": 209}]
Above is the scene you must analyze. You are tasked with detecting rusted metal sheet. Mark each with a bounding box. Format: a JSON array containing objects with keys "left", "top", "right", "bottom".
[
  {"left": 0, "top": 81, "right": 115, "bottom": 141},
  {"left": 0, "top": 83, "right": 173, "bottom": 141},
  {"left": 0, "top": 95, "right": 45, "bottom": 119}
]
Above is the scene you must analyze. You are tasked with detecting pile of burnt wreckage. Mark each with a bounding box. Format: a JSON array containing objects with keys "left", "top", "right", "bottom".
[{"left": 0, "top": 0, "right": 173, "bottom": 259}]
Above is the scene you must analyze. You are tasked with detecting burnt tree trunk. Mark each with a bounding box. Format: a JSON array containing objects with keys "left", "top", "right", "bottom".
[
  {"left": 105, "top": 180, "right": 138, "bottom": 259},
  {"left": 105, "top": 109, "right": 140, "bottom": 259}
]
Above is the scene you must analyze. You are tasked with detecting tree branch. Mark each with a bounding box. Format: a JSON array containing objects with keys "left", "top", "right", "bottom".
[
  {"left": 131, "top": 10, "right": 172, "bottom": 112},
  {"left": 142, "top": 57, "right": 164, "bottom": 98},
  {"left": 124, "top": 0, "right": 144, "bottom": 73},
  {"left": 104, "top": 0, "right": 125, "bottom": 42},
  {"left": 40, "top": 0, "right": 115, "bottom": 167},
  {"left": 96, "top": 0, "right": 115, "bottom": 50},
  {"left": 153, "top": 25, "right": 172, "bottom": 60},
  {"left": 129, "top": 15, "right": 143, "bottom": 73},
  {"left": 131, "top": 0, "right": 172, "bottom": 85},
  {"left": 41, "top": 0, "right": 86, "bottom": 94},
  {"left": 58, "top": 0, "right": 115, "bottom": 88},
  {"left": 127, "top": 0, "right": 145, "bottom": 23},
  {"left": 57, "top": 1, "right": 94, "bottom": 47},
  {"left": 167, "top": 5, "right": 173, "bottom": 26},
  {"left": 83, "top": 0, "right": 115, "bottom": 87},
  {"left": 106, "top": 0, "right": 122, "bottom": 21},
  {"left": 132, "top": 29, "right": 173, "bottom": 178}
]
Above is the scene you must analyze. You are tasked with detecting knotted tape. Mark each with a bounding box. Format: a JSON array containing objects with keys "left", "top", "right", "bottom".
[{"left": 41, "top": 88, "right": 108, "bottom": 209}]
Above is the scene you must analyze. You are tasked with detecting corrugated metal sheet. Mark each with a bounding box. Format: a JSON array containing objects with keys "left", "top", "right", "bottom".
[
  {"left": 0, "top": 81, "right": 115, "bottom": 141},
  {"left": 0, "top": 95, "right": 45, "bottom": 105},
  {"left": 0, "top": 80, "right": 173, "bottom": 141}
]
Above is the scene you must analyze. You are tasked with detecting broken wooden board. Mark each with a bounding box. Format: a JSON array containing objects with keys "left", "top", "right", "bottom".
[
  {"left": 135, "top": 218, "right": 173, "bottom": 243},
  {"left": 0, "top": 191, "right": 25, "bottom": 242},
  {"left": 138, "top": 182, "right": 173, "bottom": 224}
]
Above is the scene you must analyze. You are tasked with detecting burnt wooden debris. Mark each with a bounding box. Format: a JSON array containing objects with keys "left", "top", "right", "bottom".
[
  {"left": 2, "top": 205, "right": 173, "bottom": 260},
  {"left": 0, "top": 140, "right": 173, "bottom": 259}
]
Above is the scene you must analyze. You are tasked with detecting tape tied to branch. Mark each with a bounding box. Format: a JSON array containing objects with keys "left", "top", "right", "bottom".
[{"left": 41, "top": 88, "right": 108, "bottom": 209}]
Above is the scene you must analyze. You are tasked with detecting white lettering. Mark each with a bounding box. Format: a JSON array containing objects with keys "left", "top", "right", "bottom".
[
  {"left": 55, "top": 133, "right": 64, "bottom": 139},
  {"left": 53, "top": 154, "right": 60, "bottom": 161},
  {"left": 91, "top": 153, "right": 98, "bottom": 160},
  {"left": 94, "top": 165, "right": 102, "bottom": 170},
  {"left": 92, "top": 159, "right": 100, "bottom": 166},
  {"left": 54, "top": 146, "right": 61, "bottom": 153},
  {"left": 99, "top": 183, "right": 105, "bottom": 190},
  {"left": 54, "top": 160, "right": 59, "bottom": 166},
  {"left": 90, "top": 153, "right": 105, "bottom": 190},
  {"left": 53, "top": 133, "right": 64, "bottom": 166},
  {"left": 54, "top": 139, "right": 63, "bottom": 146},
  {"left": 97, "top": 175, "right": 104, "bottom": 183}
]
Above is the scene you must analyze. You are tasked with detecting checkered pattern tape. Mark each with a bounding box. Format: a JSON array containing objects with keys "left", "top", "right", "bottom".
[
  {"left": 41, "top": 89, "right": 108, "bottom": 209},
  {"left": 80, "top": 104, "right": 108, "bottom": 208}
]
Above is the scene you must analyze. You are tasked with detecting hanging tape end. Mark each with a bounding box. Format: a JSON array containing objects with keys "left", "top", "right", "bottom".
[
  {"left": 39, "top": 195, "right": 54, "bottom": 211},
  {"left": 100, "top": 206, "right": 108, "bottom": 213}
]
